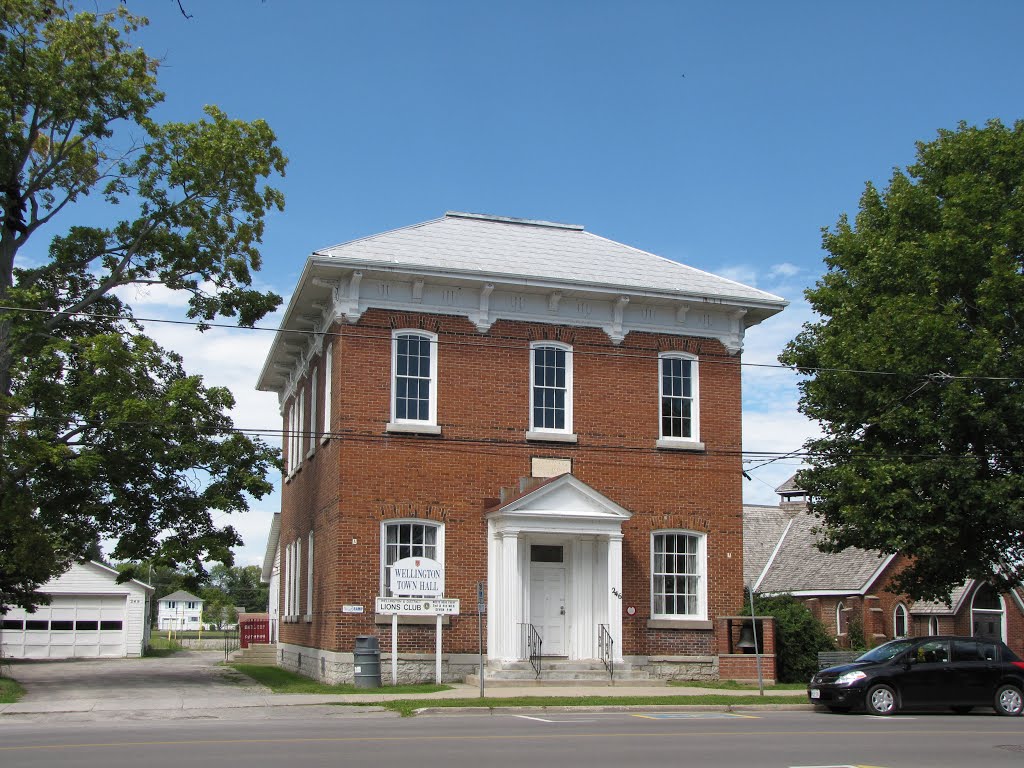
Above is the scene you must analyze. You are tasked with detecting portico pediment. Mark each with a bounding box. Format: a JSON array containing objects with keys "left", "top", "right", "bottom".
[{"left": 487, "top": 475, "right": 631, "bottom": 536}]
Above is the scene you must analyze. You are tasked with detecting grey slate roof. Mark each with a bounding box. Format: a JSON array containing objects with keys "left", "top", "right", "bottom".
[
  {"left": 742, "top": 504, "right": 796, "bottom": 587},
  {"left": 774, "top": 473, "right": 806, "bottom": 498},
  {"left": 910, "top": 584, "right": 972, "bottom": 615},
  {"left": 746, "top": 506, "right": 891, "bottom": 594},
  {"left": 315, "top": 212, "right": 786, "bottom": 305},
  {"left": 159, "top": 590, "right": 202, "bottom": 603}
]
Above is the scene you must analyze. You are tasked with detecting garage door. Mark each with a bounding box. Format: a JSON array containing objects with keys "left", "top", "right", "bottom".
[{"left": 0, "top": 596, "right": 127, "bottom": 658}]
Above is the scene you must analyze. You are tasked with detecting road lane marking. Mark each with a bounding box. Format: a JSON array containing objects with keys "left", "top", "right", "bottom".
[
  {"left": 0, "top": 730, "right": 1012, "bottom": 752},
  {"left": 632, "top": 712, "right": 760, "bottom": 720}
]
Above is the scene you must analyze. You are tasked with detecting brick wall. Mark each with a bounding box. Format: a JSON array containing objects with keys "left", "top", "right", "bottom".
[{"left": 277, "top": 310, "right": 747, "bottom": 659}]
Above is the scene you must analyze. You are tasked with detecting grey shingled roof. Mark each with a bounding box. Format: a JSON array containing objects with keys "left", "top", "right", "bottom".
[
  {"left": 751, "top": 509, "right": 891, "bottom": 594},
  {"left": 910, "top": 584, "right": 973, "bottom": 615},
  {"left": 742, "top": 504, "right": 796, "bottom": 587},
  {"left": 159, "top": 590, "right": 202, "bottom": 603},
  {"left": 315, "top": 212, "right": 786, "bottom": 305}
]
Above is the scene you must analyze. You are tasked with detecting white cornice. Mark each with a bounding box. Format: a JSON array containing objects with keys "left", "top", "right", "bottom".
[{"left": 259, "top": 260, "right": 780, "bottom": 395}]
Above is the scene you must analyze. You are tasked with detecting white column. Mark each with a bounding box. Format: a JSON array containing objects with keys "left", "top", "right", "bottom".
[
  {"left": 502, "top": 532, "right": 521, "bottom": 661},
  {"left": 579, "top": 538, "right": 594, "bottom": 659},
  {"left": 486, "top": 520, "right": 499, "bottom": 662},
  {"left": 607, "top": 533, "right": 624, "bottom": 663}
]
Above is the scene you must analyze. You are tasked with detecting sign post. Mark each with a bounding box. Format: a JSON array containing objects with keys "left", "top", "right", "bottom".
[{"left": 380, "top": 557, "right": 455, "bottom": 688}]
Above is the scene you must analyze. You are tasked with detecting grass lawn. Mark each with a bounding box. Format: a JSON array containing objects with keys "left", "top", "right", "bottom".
[
  {"left": 0, "top": 675, "right": 25, "bottom": 704},
  {"left": 371, "top": 693, "right": 804, "bottom": 717},
  {"left": 670, "top": 680, "right": 807, "bottom": 691},
  {"left": 145, "top": 637, "right": 185, "bottom": 656},
  {"left": 230, "top": 664, "right": 451, "bottom": 695}
]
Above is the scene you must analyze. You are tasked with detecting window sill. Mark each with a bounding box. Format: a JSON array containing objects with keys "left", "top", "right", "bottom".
[
  {"left": 647, "top": 618, "right": 713, "bottom": 630},
  {"left": 303, "top": 614, "right": 312, "bottom": 623},
  {"left": 320, "top": 435, "right": 330, "bottom": 445},
  {"left": 305, "top": 448, "right": 316, "bottom": 460},
  {"left": 386, "top": 422, "right": 442, "bottom": 436},
  {"left": 525, "top": 431, "right": 578, "bottom": 443},
  {"left": 655, "top": 439, "right": 706, "bottom": 452}
]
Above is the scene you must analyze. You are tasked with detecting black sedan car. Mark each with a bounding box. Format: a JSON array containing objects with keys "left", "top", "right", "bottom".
[{"left": 808, "top": 635, "right": 1024, "bottom": 716}]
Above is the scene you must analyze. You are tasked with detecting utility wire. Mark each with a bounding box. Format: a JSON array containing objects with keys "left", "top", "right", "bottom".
[{"left": 4, "top": 304, "right": 1023, "bottom": 382}]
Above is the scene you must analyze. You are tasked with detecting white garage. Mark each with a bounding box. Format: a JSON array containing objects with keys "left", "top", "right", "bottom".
[{"left": 0, "top": 561, "right": 152, "bottom": 659}]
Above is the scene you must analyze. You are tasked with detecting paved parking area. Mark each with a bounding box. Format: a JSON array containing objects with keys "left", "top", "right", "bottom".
[{"left": 4, "top": 650, "right": 268, "bottom": 702}]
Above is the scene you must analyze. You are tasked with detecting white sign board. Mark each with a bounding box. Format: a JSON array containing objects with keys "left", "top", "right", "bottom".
[
  {"left": 389, "top": 556, "right": 444, "bottom": 596},
  {"left": 375, "top": 597, "right": 460, "bottom": 616}
]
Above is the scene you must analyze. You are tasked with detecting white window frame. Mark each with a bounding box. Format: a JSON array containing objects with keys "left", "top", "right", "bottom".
[
  {"left": 379, "top": 519, "right": 444, "bottom": 597},
  {"left": 528, "top": 341, "right": 574, "bottom": 435},
  {"left": 321, "top": 342, "right": 333, "bottom": 444},
  {"left": 657, "top": 351, "right": 700, "bottom": 444},
  {"left": 928, "top": 616, "right": 940, "bottom": 635},
  {"left": 305, "top": 530, "right": 314, "bottom": 621},
  {"left": 893, "top": 603, "right": 908, "bottom": 638},
  {"left": 389, "top": 330, "right": 438, "bottom": 428},
  {"left": 296, "top": 386, "right": 305, "bottom": 468},
  {"left": 284, "top": 400, "right": 294, "bottom": 476},
  {"left": 650, "top": 530, "right": 707, "bottom": 620},
  {"left": 836, "top": 601, "right": 847, "bottom": 635},
  {"left": 308, "top": 367, "right": 318, "bottom": 458}
]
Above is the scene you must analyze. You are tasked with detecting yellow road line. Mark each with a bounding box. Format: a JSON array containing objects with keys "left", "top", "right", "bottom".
[{"left": 0, "top": 729, "right": 1015, "bottom": 752}]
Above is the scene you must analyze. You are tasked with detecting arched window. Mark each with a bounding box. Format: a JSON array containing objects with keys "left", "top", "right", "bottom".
[
  {"left": 928, "top": 616, "right": 939, "bottom": 636},
  {"left": 971, "top": 583, "right": 1005, "bottom": 642},
  {"left": 836, "top": 601, "right": 848, "bottom": 635},
  {"left": 893, "top": 603, "right": 908, "bottom": 638}
]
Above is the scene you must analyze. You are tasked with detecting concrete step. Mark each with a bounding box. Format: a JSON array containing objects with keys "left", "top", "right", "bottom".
[{"left": 465, "top": 659, "right": 665, "bottom": 688}]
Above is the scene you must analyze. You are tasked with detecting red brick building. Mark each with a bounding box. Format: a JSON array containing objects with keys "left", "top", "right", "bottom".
[
  {"left": 745, "top": 477, "right": 1024, "bottom": 657},
  {"left": 258, "top": 212, "right": 786, "bottom": 682}
]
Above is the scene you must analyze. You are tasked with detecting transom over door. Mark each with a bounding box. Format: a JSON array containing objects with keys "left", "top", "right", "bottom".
[{"left": 529, "top": 564, "right": 566, "bottom": 656}]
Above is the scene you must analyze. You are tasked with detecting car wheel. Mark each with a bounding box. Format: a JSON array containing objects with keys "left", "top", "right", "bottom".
[
  {"left": 951, "top": 706, "right": 972, "bottom": 715},
  {"left": 995, "top": 684, "right": 1024, "bottom": 717},
  {"left": 827, "top": 706, "right": 851, "bottom": 714},
  {"left": 865, "top": 683, "right": 898, "bottom": 716}
]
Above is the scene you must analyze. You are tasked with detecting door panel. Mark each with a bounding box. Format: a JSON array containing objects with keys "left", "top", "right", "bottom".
[{"left": 529, "top": 565, "right": 566, "bottom": 656}]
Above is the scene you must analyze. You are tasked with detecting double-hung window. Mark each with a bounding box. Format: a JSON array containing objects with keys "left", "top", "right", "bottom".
[
  {"left": 529, "top": 342, "right": 573, "bottom": 437},
  {"left": 321, "top": 342, "right": 333, "bottom": 444},
  {"left": 651, "top": 531, "right": 706, "bottom": 619},
  {"left": 380, "top": 520, "right": 442, "bottom": 597},
  {"left": 658, "top": 352, "right": 699, "bottom": 445},
  {"left": 389, "top": 330, "right": 438, "bottom": 431}
]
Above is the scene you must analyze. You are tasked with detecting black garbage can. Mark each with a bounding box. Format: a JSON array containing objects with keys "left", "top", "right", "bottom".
[{"left": 353, "top": 635, "right": 382, "bottom": 688}]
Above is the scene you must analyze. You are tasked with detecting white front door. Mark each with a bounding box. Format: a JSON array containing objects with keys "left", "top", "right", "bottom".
[{"left": 529, "top": 564, "right": 566, "bottom": 656}]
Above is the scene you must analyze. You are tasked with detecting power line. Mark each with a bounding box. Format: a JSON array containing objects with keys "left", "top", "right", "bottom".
[{"left": 4, "top": 304, "right": 1023, "bottom": 382}]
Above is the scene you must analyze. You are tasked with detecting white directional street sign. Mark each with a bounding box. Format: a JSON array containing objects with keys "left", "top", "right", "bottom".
[{"left": 375, "top": 597, "right": 460, "bottom": 616}]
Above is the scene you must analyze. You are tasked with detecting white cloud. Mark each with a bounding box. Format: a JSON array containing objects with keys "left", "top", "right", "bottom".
[
  {"left": 768, "top": 262, "right": 801, "bottom": 280},
  {"left": 717, "top": 265, "right": 759, "bottom": 286},
  {"left": 740, "top": 297, "right": 821, "bottom": 506}
]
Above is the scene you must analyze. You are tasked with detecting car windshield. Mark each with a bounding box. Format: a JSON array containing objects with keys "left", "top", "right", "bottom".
[{"left": 855, "top": 639, "right": 917, "bottom": 663}]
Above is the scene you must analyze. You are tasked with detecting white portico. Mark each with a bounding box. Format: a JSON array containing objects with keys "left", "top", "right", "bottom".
[{"left": 486, "top": 475, "right": 630, "bottom": 664}]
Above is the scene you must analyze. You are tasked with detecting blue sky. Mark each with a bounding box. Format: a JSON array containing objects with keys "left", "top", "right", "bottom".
[{"left": 64, "top": 1, "right": 1024, "bottom": 565}]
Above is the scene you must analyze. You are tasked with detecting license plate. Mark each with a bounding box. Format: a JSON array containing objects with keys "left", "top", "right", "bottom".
[{"left": 810, "top": 688, "right": 821, "bottom": 699}]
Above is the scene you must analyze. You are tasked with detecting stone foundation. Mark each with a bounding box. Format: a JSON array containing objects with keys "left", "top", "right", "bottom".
[
  {"left": 628, "top": 654, "right": 718, "bottom": 681},
  {"left": 277, "top": 643, "right": 479, "bottom": 684}
]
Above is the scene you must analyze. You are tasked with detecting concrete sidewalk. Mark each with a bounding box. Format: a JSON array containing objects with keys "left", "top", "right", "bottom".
[{"left": 0, "top": 681, "right": 809, "bottom": 717}]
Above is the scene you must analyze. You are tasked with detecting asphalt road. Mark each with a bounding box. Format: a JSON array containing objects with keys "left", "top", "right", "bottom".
[{"left": 2, "top": 709, "right": 1024, "bottom": 768}]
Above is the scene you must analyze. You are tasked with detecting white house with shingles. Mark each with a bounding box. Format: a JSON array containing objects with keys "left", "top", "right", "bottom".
[
  {"left": 0, "top": 561, "right": 152, "bottom": 658},
  {"left": 156, "top": 590, "right": 204, "bottom": 630}
]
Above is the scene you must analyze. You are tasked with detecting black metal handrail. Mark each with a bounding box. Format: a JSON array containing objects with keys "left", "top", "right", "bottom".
[
  {"left": 598, "top": 623, "right": 614, "bottom": 684},
  {"left": 520, "top": 622, "right": 542, "bottom": 678},
  {"left": 223, "top": 625, "right": 240, "bottom": 662}
]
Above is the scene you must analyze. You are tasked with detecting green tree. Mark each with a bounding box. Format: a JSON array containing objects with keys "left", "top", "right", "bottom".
[
  {"left": 208, "top": 563, "right": 268, "bottom": 612},
  {"left": 753, "top": 593, "right": 836, "bottom": 683},
  {"left": 780, "top": 120, "right": 1024, "bottom": 601},
  {"left": 0, "top": 1, "right": 286, "bottom": 611}
]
